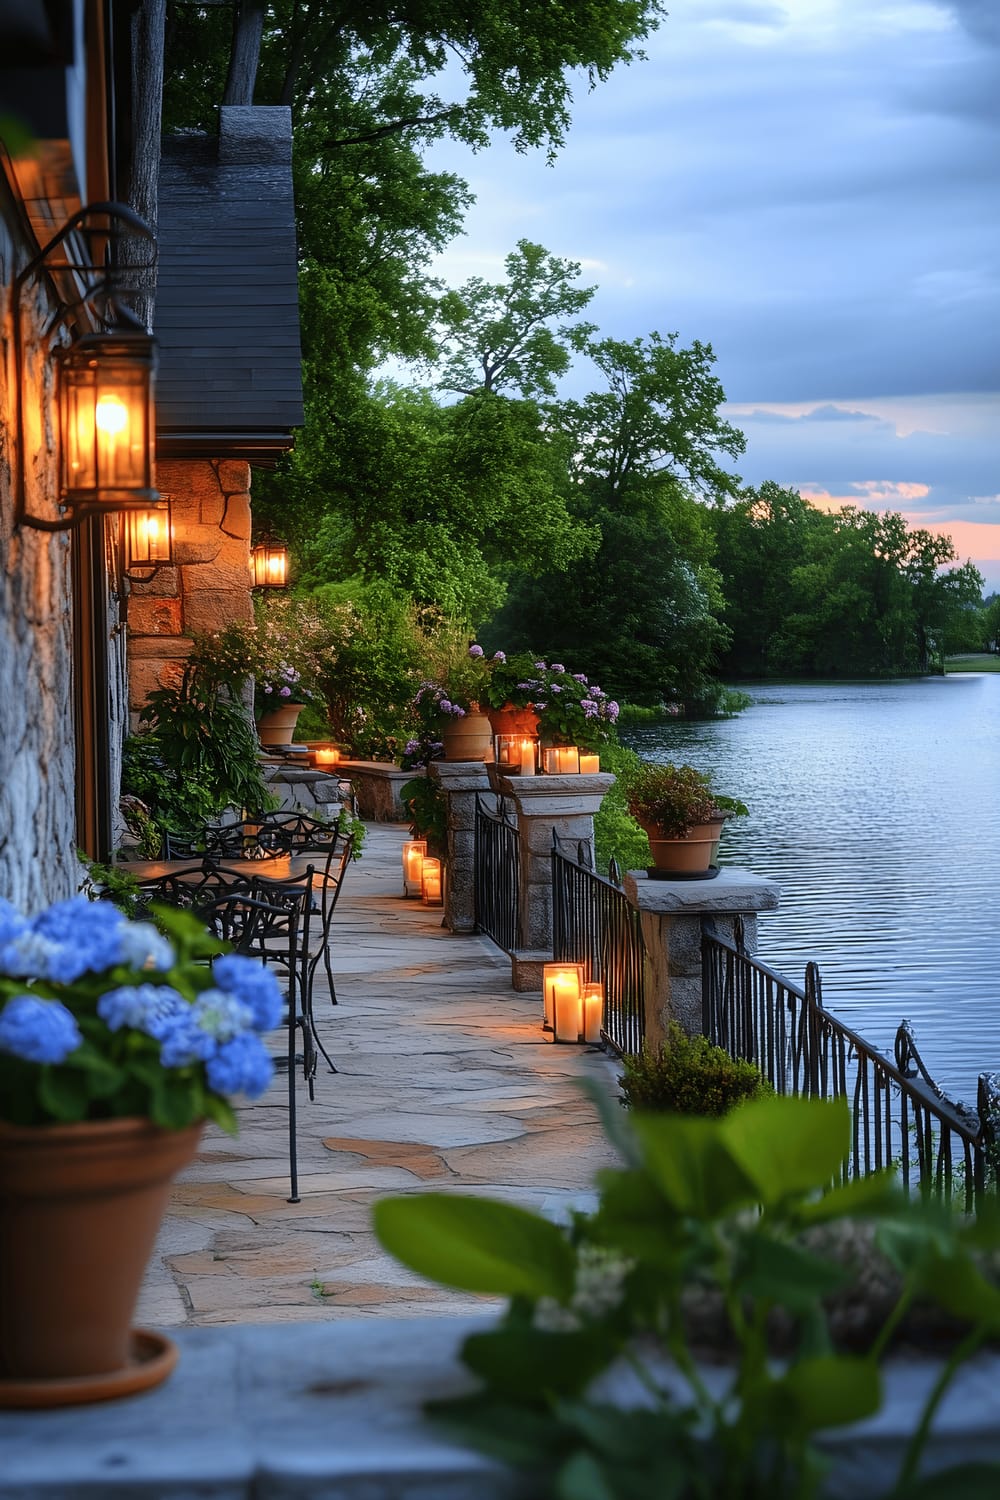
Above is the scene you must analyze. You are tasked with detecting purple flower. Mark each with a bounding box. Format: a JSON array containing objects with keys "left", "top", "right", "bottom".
[
  {"left": 607, "top": 701, "right": 620, "bottom": 719},
  {"left": 279, "top": 686, "right": 292, "bottom": 698},
  {"left": 468, "top": 645, "right": 484, "bottom": 658},
  {"left": 534, "top": 661, "right": 547, "bottom": 670},
  {"left": 0, "top": 996, "right": 82, "bottom": 1063},
  {"left": 573, "top": 673, "right": 588, "bottom": 684},
  {"left": 492, "top": 651, "right": 506, "bottom": 663},
  {"left": 439, "top": 698, "right": 453, "bottom": 714},
  {"left": 551, "top": 664, "right": 565, "bottom": 673},
  {"left": 551, "top": 685, "right": 562, "bottom": 693}
]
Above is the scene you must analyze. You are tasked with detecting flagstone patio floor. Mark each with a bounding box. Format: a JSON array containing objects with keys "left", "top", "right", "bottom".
[{"left": 136, "top": 820, "right": 622, "bottom": 1329}]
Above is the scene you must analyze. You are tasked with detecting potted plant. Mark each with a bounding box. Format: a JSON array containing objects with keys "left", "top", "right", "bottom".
[
  {"left": 255, "top": 661, "right": 314, "bottom": 746},
  {"left": 410, "top": 642, "right": 495, "bottom": 762},
  {"left": 482, "top": 651, "right": 621, "bottom": 753},
  {"left": 0, "top": 894, "right": 282, "bottom": 1406},
  {"left": 622, "top": 759, "right": 747, "bottom": 875}
]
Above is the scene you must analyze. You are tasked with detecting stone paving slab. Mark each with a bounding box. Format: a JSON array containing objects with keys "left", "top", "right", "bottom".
[{"left": 135, "top": 822, "right": 621, "bottom": 1328}]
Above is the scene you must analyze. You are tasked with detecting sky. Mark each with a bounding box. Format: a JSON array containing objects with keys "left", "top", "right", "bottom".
[{"left": 421, "top": 0, "right": 1000, "bottom": 592}]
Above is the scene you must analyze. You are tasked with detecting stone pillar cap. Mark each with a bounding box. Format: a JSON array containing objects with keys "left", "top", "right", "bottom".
[{"left": 624, "top": 867, "right": 781, "bottom": 913}]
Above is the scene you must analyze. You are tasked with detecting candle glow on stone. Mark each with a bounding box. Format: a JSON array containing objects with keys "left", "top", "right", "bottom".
[
  {"left": 542, "top": 962, "right": 584, "bottom": 1036},
  {"left": 402, "top": 839, "right": 427, "bottom": 896}
]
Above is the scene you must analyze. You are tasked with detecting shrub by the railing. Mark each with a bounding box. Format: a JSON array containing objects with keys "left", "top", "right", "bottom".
[{"left": 619, "top": 1022, "right": 771, "bottom": 1114}]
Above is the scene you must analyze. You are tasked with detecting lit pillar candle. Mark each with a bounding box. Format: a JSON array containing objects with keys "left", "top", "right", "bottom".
[
  {"left": 314, "top": 746, "right": 340, "bottom": 769},
  {"left": 421, "top": 856, "right": 443, "bottom": 906},
  {"left": 518, "top": 738, "right": 537, "bottom": 776},
  {"left": 543, "top": 746, "right": 580, "bottom": 774},
  {"left": 402, "top": 838, "right": 427, "bottom": 896},
  {"left": 582, "top": 982, "right": 604, "bottom": 1044},
  {"left": 542, "top": 962, "right": 584, "bottom": 1035},
  {"left": 496, "top": 734, "right": 519, "bottom": 771},
  {"left": 579, "top": 753, "right": 600, "bottom": 775},
  {"left": 553, "top": 974, "right": 584, "bottom": 1042}
]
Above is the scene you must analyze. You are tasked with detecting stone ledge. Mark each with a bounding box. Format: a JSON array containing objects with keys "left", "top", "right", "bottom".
[
  {"left": 1, "top": 1318, "right": 998, "bottom": 1498},
  {"left": 624, "top": 866, "right": 781, "bottom": 914}
]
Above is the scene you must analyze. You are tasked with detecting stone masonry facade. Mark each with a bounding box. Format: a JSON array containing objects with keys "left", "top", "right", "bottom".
[{"left": 126, "top": 459, "right": 254, "bottom": 719}]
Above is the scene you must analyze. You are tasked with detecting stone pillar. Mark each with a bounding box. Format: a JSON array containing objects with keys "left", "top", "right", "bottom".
[
  {"left": 623, "top": 868, "right": 781, "bottom": 1052},
  {"left": 492, "top": 770, "right": 616, "bottom": 991},
  {"left": 429, "top": 761, "right": 492, "bottom": 934}
]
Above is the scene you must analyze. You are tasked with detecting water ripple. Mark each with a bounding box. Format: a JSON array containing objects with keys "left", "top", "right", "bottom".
[{"left": 622, "top": 674, "right": 1000, "bottom": 1100}]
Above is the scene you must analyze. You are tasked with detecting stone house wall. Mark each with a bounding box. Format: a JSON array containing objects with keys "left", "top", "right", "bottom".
[{"left": 126, "top": 459, "right": 254, "bottom": 717}]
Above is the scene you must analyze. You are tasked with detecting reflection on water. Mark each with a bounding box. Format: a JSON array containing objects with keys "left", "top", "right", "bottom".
[{"left": 622, "top": 675, "right": 1000, "bottom": 1102}]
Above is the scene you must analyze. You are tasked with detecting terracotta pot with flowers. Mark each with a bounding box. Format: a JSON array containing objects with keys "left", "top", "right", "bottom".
[
  {"left": 0, "top": 894, "right": 283, "bottom": 1407},
  {"left": 255, "top": 661, "right": 314, "bottom": 747},
  {"left": 410, "top": 642, "right": 498, "bottom": 762},
  {"left": 485, "top": 652, "right": 620, "bottom": 760},
  {"left": 623, "top": 760, "right": 748, "bottom": 876}
]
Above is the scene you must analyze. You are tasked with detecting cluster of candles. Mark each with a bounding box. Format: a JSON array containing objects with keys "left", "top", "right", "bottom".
[
  {"left": 402, "top": 839, "right": 443, "bottom": 905},
  {"left": 494, "top": 737, "right": 600, "bottom": 776},
  {"left": 311, "top": 745, "right": 341, "bottom": 769},
  {"left": 542, "top": 963, "right": 604, "bottom": 1044}
]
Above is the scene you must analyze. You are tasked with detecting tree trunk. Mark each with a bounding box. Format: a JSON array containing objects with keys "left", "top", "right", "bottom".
[
  {"left": 223, "top": 0, "right": 266, "bottom": 106},
  {"left": 120, "top": 0, "right": 166, "bottom": 331}
]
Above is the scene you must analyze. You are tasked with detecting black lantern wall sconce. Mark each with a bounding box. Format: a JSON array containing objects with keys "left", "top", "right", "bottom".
[
  {"left": 250, "top": 531, "right": 290, "bottom": 590},
  {"left": 12, "top": 201, "right": 160, "bottom": 533},
  {"left": 121, "top": 497, "right": 174, "bottom": 582}
]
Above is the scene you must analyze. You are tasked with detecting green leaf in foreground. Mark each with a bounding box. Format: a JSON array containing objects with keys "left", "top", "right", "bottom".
[{"left": 373, "top": 1193, "right": 575, "bottom": 1300}]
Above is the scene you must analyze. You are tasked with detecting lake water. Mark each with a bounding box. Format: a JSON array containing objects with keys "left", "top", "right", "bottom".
[{"left": 621, "top": 674, "right": 1000, "bottom": 1105}]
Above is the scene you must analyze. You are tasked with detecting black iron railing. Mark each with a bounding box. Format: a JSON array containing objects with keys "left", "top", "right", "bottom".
[
  {"left": 551, "top": 833, "right": 646, "bottom": 1056},
  {"left": 703, "top": 920, "right": 997, "bottom": 1208},
  {"left": 474, "top": 792, "right": 521, "bottom": 955}
]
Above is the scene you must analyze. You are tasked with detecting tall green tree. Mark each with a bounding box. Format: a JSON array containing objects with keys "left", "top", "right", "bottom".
[{"left": 436, "top": 240, "right": 596, "bottom": 398}]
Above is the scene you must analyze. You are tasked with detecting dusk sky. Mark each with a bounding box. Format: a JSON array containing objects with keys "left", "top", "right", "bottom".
[{"left": 422, "top": 0, "right": 1000, "bottom": 591}]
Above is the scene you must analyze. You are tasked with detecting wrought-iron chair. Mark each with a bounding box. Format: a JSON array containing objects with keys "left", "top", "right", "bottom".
[
  {"left": 254, "top": 811, "right": 340, "bottom": 857},
  {"left": 197, "top": 887, "right": 313, "bottom": 1205},
  {"left": 307, "top": 832, "right": 355, "bottom": 1017},
  {"left": 133, "top": 861, "right": 254, "bottom": 919}
]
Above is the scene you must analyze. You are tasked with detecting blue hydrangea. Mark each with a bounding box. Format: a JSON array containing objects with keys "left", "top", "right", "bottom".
[
  {"left": 29, "top": 897, "right": 127, "bottom": 983},
  {"left": 206, "top": 1033, "right": 275, "bottom": 1098},
  {"left": 211, "top": 955, "right": 283, "bottom": 1031},
  {"left": 118, "top": 922, "right": 175, "bottom": 973},
  {"left": 190, "top": 989, "right": 254, "bottom": 1042},
  {"left": 0, "top": 898, "right": 29, "bottom": 948},
  {"left": 0, "top": 928, "right": 65, "bottom": 980},
  {"left": 97, "top": 984, "right": 188, "bottom": 1039},
  {"left": 0, "top": 995, "right": 83, "bottom": 1063},
  {"left": 159, "top": 1020, "right": 216, "bottom": 1068}
]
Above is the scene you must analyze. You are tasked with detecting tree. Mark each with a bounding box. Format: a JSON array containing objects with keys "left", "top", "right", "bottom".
[
  {"left": 556, "top": 332, "right": 746, "bottom": 502},
  {"left": 165, "top": 0, "right": 665, "bottom": 157},
  {"left": 436, "top": 240, "right": 596, "bottom": 398}
]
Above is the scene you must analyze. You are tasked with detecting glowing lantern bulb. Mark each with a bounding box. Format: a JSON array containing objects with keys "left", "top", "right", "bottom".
[{"left": 95, "top": 395, "right": 128, "bottom": 435}]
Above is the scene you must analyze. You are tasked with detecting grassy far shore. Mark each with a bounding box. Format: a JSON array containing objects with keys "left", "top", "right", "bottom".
[{"left": 944, "top": 654, "right": 1000, "bottom": 673}]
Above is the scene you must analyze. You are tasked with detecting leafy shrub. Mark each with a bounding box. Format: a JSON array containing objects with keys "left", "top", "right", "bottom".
[
  {"left": 593, "top": 742, "right": 649, "bottom": 875},
  {"left": 619, "top": 1021, "right": 771, "bottom": 1114},
  {"left": 401, "top": 774, "right": 447, "bottom": 858},
  {"left": 621, "top": 758, "right": 747, "bottom": 837}
]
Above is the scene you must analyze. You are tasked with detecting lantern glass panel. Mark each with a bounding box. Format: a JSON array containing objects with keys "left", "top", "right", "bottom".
[{"left": 59, "top": 333, "right": 157, "bottom": 508}]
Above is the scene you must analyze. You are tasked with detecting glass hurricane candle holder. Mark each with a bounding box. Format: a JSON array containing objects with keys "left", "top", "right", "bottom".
[
  {"left": 542, "top": 962, "right": 585, "bottom": 1037},
  {"left": 402, "top": 839, "right": 427, "bottom": 897},
  {"left": 542, "top": 746, "right": 580, "bottom": 774},
  {"left": 421, "top": 856, "right": 444, "bottom": 906},
  {"left": 582, "top": 982, "right": 604, "bottom": 1044}
]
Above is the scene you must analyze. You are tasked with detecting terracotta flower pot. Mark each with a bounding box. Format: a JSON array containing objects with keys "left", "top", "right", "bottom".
[
  {"left": 636, "top": 814, "right": 728, "bottom": 874},
  {"left": 486, "top": 703, "right": 540, "bottom": 738},
  {"left": 257, "top": 703, "right": 305, "bottom": 746},
  {"left": 0, "top": 1117, "right": 202, "bottom": 1390},
  {"left": 440, "top": 711, "right": 493, "bottom": 762}
]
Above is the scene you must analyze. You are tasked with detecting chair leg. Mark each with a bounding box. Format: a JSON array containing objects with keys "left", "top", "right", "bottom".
[
  {"left": 324, "top": 942, "right": 338, "bottom": 1005},
  {"left": 304, "top": 963, "right": 338, "bottom": 1075},
  {"left": 286, "top": 982, "right": 300, "bottom": 1204}
]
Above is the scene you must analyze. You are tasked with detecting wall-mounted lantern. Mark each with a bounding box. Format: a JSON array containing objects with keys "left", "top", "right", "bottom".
[
  {"left": 12, "top": 201, "right": 159, "bottom": 533},
  {"left": 58, "top": 332, "right": 158, "bottom": 512},
  {"left": 250, "top": 534, "right": 290, "bottom": 589},
  {"left": 122, "top": 497, "right": 174, "bottom": 582}
]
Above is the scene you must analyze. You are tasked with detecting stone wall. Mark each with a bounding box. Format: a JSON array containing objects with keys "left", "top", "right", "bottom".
[
  {"left": 126, "top": 459, "right": 254, "bottom": 715},
  {"left": 0, "top": 198, "right": 83, "bottom": 909}
]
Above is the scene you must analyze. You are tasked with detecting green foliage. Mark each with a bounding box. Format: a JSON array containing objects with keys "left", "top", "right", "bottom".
[
  {"left": 593, "top": 743, "right": 650, "bottom": 875},
  {"left": 77, "top": 857, "right": 144, "bottom": 919},
  {"left": 373, "top": 1094, "right": 1000, "bottom": 1498},
  {"left": 621, "top": 760, "right": 747, "bottom": 838},
  {"left": 710, "top": 487, "right": 987, "bottom": 679},
  {"left": 437, "top": 239, "right": 596, "bottom": 398},
  {"left": 401, "top": 775, "right": 447, "bottom": 856},
  {"left": 619, "top": 1023, "right": 772, "bottom": 1115}
]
